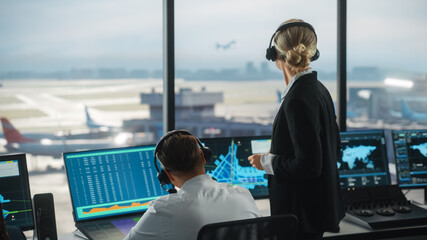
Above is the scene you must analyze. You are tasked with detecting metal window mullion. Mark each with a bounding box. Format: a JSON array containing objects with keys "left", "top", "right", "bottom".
[
  {"left": 163, "top": 0, "right": 175, "bottom": 133},
  {"left": 337, "top": 0, "right": 347, "bottom": 132}
]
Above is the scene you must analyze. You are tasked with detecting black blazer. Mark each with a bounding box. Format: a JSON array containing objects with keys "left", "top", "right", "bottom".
[{"left": 269, "top": 71, "right": 345, "bottom": 233}]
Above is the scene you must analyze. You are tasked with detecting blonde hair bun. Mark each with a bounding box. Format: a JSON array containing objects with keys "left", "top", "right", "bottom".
[{"left": 285, "top": 43, "right": 311, "bottom": 70}]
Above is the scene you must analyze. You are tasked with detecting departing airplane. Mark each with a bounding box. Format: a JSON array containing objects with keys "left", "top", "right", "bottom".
[
  {"left": 400, "top": 99, "right": 427, "bottom": 122},
  {"left": 215, "top": 40, "right": 236, "bottom": 51},
  {"left": 1, "top": 117, "right": 130, "bottom": 158}
]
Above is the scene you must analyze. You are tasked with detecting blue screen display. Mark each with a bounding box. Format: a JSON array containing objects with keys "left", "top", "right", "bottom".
[
  {"left": 63, "top": 145, "right": 167, "bottom": 221},
  {"left": 392, "top": 129, "right": 427, "bottom": 188},
  {"left": 338, "top": 131, "right": 391, "bottom": 188},
  {"left": 0, "top": 153, "right": 34, "bottom": 231},
  {"left": 201, "top": 136, "right": 270, "bottom": 199}
]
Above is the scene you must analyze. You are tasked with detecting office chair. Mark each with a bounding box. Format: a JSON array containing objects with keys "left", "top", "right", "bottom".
[{"left": 197, "top": 214, "right": 298, "bottom": 240}]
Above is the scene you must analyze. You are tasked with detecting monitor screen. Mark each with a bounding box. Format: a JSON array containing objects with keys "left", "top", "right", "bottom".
[
  {"left": 201, "top": 136, "right": 270, "bottom": 199},
  {"left": 392, "top": 129, "right": 427, "bottom": 188},
  {"left": 0, "top": 153, "right": 34, "bottom": 231},
  {"left": 63, "top": 145, "right": 168, "bottom": 222},
  {"left": 338, "top": 131, "right": 391, "bottom": 188}
]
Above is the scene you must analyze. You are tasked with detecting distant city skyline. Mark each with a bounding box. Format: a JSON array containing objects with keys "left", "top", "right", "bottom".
[
  {"left": 0, "top": 0, "right": 426, "bottom": 74},
  {"left": 1, "top": 63, "right": 423, "bottom": 83}
]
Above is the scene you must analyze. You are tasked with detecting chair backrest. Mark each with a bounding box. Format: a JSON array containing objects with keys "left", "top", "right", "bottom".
[{"left": 197, "top": 214, "right": 298, "bottom": 240}]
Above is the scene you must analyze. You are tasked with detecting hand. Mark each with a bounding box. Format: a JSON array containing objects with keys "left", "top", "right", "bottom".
[{"left": 248, "top": 154, "right": 264, "bottom": 170}]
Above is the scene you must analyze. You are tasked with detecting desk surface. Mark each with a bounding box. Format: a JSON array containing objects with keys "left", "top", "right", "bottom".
[
  {"left": 28, "top": 188, "right": 427, "bottom": 240},
  {"left": 257, "top": 191, "right": 427, "bottom": 240}
]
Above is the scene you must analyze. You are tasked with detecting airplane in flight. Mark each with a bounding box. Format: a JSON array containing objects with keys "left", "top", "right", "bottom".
[
  {"left": 1, "top": 117, "right": 131, "bottom": 158},
  {"left": 215, "top": 40, "right": 236, "bottom": 51}
]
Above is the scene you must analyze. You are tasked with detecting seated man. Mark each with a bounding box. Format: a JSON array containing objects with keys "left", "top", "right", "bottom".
[{"left": 124, "top": 130, "right": 261, "bottom": 240}]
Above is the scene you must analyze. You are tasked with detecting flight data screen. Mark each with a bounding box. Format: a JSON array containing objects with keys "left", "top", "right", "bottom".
[
  {"left": 0, "top": 154, "right": 34, "bottom": 230},
  {"left": 338, "top": 131, "right": 390, "bottom": 188},
  {"left": 63, "top": 145, "right": 168, "bottom": 221},
  {"left": 201, "top": 136, "right": 270, "bottom": 199},
  {"left": 392, "top": 130, "right": 427, "bottom": 188}
]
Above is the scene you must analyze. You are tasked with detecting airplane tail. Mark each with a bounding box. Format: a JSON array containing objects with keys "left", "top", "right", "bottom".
[
  {"left": 85, "top": 105, "right": 95, "bottom": 126},
  {"left": 85, "top": 105, "right": 103, "bottom": 129},
  {"left": 1, "top": 117, "right": 35, "bottom": 143},
  {"left": 400, "top": 99, "right": 413, "bottom": 119}
]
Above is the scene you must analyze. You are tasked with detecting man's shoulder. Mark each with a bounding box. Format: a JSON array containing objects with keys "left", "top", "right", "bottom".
[
  {"left": 215, "top": 182, "right": 254, "bottom": 197},
  {"left": 148, "top": 193, "right": 179, "bottom": 211}
]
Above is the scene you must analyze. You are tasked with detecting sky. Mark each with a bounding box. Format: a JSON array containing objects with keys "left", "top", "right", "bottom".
[{"left": 0, "top": 0, "right": 426, "bottom": 74}]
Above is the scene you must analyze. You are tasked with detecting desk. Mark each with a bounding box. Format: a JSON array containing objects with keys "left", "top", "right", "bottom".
[
  {"left": 256, "top": 193, "right": 427, "bottom": 240},
  {"left": 36, "top": 189, "right": 427, "bottom": 240},
  {"left": 56, "top": 216, "right": 427, "bottom": 240},
  {"left": 324, "top": 218, "right": 427, "bottom": 240}
]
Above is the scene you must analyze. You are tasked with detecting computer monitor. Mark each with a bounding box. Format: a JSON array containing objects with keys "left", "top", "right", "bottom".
[
  {"left": 0, "top": 153, "right": 34, "bottom": 231},
  {"left": 201, "top": 136, "right": 270, "bottom": 199},
  {"left": 392, "top": 129, "right": 427, "bottom": 189},
  {"left": 338, "top": 131, "right": 391, "bottom": 188},
  {"left": 63, "top": 145, "right": 168, "bottom": 222}
]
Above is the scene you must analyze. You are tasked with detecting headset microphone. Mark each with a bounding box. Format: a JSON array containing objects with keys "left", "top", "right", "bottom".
[
  {"left": 265, "top": 21, "right": 320, "bottom": 62},
  {"left": 154, "top": 130, "right": 212, "bottom": 194}
]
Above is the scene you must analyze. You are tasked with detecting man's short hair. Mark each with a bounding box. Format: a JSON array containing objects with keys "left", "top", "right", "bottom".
[{"left": 157, "top": 133, "right": 204, "bottom": 172}]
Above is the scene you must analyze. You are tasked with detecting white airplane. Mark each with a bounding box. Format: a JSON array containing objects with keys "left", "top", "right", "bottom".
[
  {"left": 1, "top": 117, "right": 131, "bottom": 158},
  {"left": 84, "top": 105, "right": 121, "bottom": 131},
  {"left": 400, "top": 99, "right": 427, "bottom": 122}
]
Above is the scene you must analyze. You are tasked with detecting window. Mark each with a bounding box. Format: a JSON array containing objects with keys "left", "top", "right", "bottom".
[
  {"left": 0, "top": 0, "right": 162, "bottom": 234},
  {"left": 175, "top": 0, "right": 337, "bottom": 138},
  {"left": 347, "top": 0, "right": 427, "bottom": 130}
]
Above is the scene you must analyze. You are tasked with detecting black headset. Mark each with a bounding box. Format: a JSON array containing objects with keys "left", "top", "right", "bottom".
[
  {"left": 265, "top": 21, "right": 320, "bottom": 62},
  {"left": 154, "top": 129, "right": 213, "bottom": 194}
]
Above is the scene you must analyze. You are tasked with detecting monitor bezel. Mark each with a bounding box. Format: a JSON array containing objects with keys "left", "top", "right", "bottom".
[
  {"left": 0, "top": 153, "right": 35, "bottom": 231},
  {"left": 62, "top": 144, "right": 164, "bottom": 223},
  {"left": 339, "top": 130, "right": 392, "bottom": 188},
  {"left": 391, "top": 129, "right": 427, "bottom": 190}
]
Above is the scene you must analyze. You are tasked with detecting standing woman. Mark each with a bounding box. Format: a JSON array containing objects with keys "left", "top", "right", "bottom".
[{"left": 248, "top": 19, "right": 345, "bottom": 240}]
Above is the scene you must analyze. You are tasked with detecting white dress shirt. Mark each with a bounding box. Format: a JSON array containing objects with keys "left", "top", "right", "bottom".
[
  {"left": 261, "top": 68, "right": 313, "bottom": 175},
  {"left": 124, "top": 174, "right": 261, "bottom": 240}
]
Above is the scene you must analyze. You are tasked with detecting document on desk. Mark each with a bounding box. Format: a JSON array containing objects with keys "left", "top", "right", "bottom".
[{"left": 73, "top": 229, "right": 88, "bottom": 239}]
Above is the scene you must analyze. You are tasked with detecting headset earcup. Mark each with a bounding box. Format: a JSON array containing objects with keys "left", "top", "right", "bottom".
[
  {"left": 310, "top": 49, "right": 320, "bottom": 61},
  {"left": 266, "top": 46, "right": 277, "bottom": 61},
  {"left": 157, "top": 169, "right": 171, "bottom": 185},
  {"left": 202, "top": 147, "right": 213, "bottom": 161}
]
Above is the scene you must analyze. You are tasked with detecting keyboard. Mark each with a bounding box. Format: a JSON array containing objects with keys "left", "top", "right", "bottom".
[{"left": 341, "top": 185, "right": 427, "bottom": 229}]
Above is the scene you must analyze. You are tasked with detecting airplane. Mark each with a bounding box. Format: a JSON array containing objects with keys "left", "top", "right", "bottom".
[
  {"left": 85, "top": 105, "right": 121, "bottom": 131},
  {"left": 400, "top": 99, "right": 427, "bottom": 122},
  {"left": 215, "top": 40, "right": 236, "bottom": 51},
  {"left": 1, "top": 117, "right": 131, "bottom": 158}
]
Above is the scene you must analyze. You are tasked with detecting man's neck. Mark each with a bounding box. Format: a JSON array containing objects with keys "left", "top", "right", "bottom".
[{"left": 171, "top": 171, "right": 205, "bottom": 188}]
